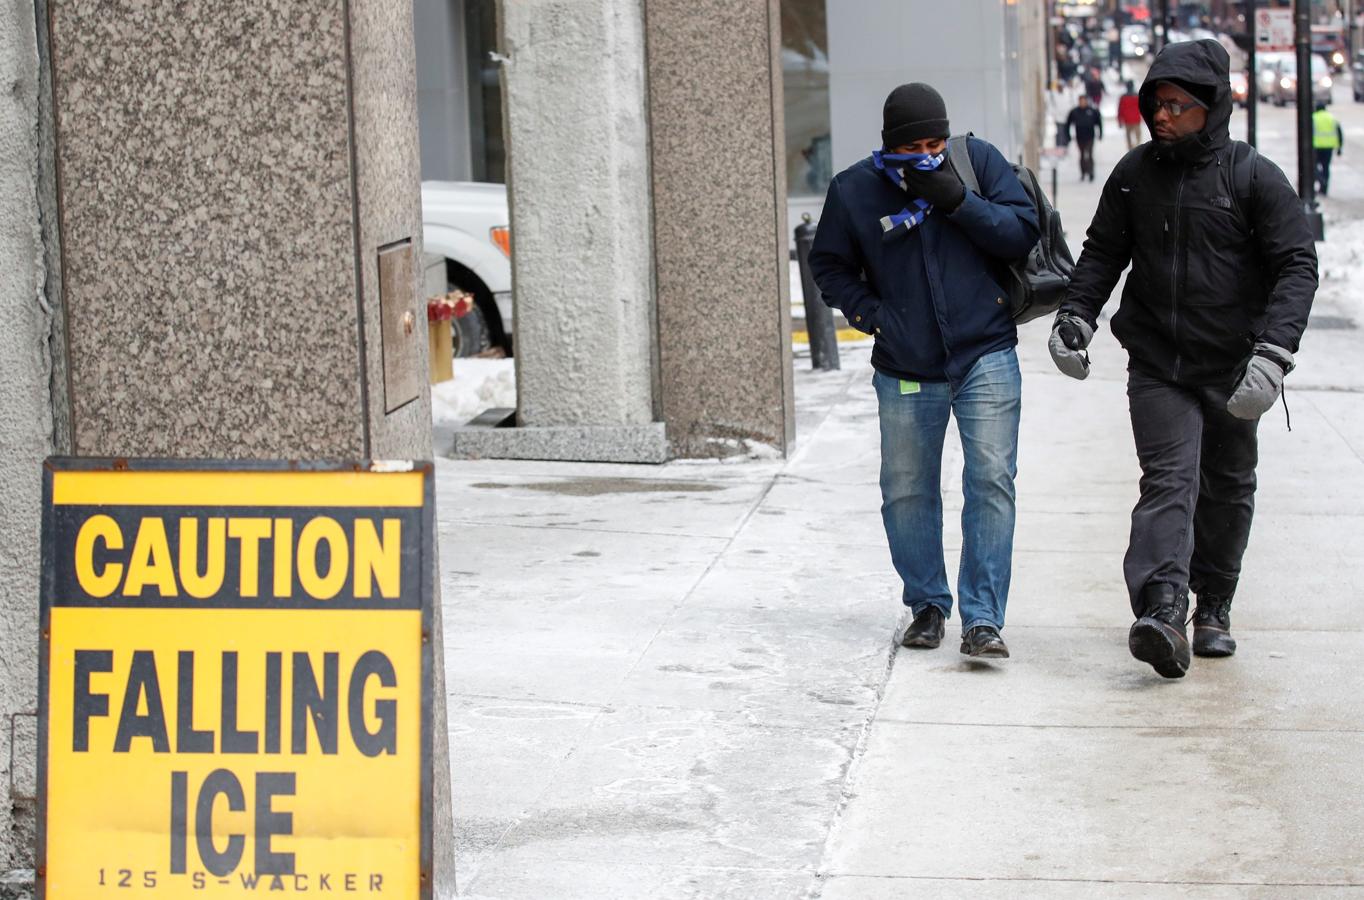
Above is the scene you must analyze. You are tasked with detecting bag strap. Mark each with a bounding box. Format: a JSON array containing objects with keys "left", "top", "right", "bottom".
[
  {"left": 1227, "top": 141, "right": 1259, "bottom": 231},
  {"left": 948, "top": 135, "right": 980, "bottom": 196}
]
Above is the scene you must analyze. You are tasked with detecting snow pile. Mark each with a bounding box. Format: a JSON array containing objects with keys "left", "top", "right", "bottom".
[
  {"left": 1316, "top": 216, "right": 1364, "bottom": 312},
  {"left": 671, "top": 437, "right": 786, "bottom": 464},
  {"left": 430, "top": 357, "right": 516, "bottom": 429}
]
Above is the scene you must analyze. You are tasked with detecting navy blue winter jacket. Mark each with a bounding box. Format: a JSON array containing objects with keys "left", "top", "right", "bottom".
[{"left": 809, "top": 137, "right": 1040, "bottom": 383}]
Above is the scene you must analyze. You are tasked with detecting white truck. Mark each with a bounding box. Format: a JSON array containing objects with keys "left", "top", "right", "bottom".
[{"left": 421, "top": 181, "right": 513, "bottom": 357}]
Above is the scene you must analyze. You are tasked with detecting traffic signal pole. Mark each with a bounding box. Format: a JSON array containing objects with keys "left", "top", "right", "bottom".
[
  {"left": 1247, "top": 0, "right": 1258, "bottom": 147},
  {"left": 1295, "top": 0, "right": 1325, "bottom": 239}
]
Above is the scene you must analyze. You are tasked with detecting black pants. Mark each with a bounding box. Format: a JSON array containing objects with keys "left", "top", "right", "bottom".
[
  {"left": 1123, "top": 369, "right": 1259, "bottom": 616},
  {"left": 1315, "top": 148, "right": 1334, "bottom": 196},
  {"left": 1077, "top": 140, "right": 1095, "bottom": 180}
]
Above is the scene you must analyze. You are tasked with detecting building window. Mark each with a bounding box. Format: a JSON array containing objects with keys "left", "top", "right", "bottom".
[
  {"left": 466, "top": 0, "right": 505, "bottom": 184},
  {"left": 782, "top": 0, "right": 832, "bottom": 198}
]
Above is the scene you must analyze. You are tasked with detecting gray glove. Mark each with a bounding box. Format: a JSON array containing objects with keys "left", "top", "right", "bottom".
[
  {"left": 1048, "top": 313, "right": 1094, "bottom": 381},
  {"left": 1227, "top": 342, "right": 1294, "bottom": 420}
]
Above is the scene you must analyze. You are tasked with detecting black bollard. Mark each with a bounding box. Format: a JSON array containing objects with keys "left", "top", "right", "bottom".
[{"left": 794, "top": 213, "right": 841, "bottom": 371}]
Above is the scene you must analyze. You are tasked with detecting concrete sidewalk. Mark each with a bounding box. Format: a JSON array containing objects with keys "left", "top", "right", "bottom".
[
  {"left": 438, "top": 111, "right": 1364, "bottom": 898},
  {"left": 438, "top": 323, "right": 1364, "bottom": 898},
  {"left": 438, "top": 345, "right": 900, "bottom": 898},
  {"left": 815, "top": 92, "right": 1364, "bottom": 898},
  {"left": 815, "top": 345, "right": 1364, "bottom": 897}
]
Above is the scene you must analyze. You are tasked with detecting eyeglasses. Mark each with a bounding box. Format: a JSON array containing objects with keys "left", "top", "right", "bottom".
[{"left": 1152, "top": 99, "right": 1201, "bottom": 117}]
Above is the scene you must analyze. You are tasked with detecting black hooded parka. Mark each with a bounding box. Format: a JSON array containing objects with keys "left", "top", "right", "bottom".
[{"left": 1061, "top": 39, "right": 1318, "bottom": 386}]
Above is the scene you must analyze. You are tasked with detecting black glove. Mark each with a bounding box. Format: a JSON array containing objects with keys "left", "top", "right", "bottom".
[
  {"left": 1049, "top": 313, "right": 1093, "bottom": 380},
  {"left": 901, "top": 165, "right": 966, "bottom": 212},
  {"left": 1057, "top": 317, "right": 1089, "bottom": 350}
]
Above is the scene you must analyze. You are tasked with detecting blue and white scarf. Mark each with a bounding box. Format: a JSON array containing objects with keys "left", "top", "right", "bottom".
[{"left": 871, "top": 149, "right": 947, "bottom": 233}]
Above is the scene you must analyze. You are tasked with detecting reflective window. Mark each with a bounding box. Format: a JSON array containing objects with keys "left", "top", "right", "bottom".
[
  {"left": 782, "top": 0, "right": 833, "bottom": 198},
  {"left": 466, "top": 0, "right": 505, "bottom": 183}
]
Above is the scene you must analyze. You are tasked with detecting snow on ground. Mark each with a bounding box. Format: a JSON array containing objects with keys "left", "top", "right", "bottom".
[
  {"left": 1316, "top": 215, "right": 1364, "bottom": 313},
  {"left": 429, "top": 357, "right": 515, "bottom": 429}
]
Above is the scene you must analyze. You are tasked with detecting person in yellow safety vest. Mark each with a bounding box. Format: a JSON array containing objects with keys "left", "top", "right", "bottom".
[{"left": 1313, "top": 102, "right": 1344, "bottom": 198}]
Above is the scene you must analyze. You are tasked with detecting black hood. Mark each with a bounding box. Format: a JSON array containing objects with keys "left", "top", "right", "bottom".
[{"left": 1139, "top": 39, "right": 1232, "bottom": 160}]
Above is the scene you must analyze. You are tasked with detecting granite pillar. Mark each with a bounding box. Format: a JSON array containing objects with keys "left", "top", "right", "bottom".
[
  {"left": 645, "top": 0, "right": 796, "bottom": 459},
  {"left": 450, "top": 0, "right": 668, "bottom": 464},
  {"left": 31, "top": 0, "right": 455, "bottom": 893},
  {"left": 0, "top": 0, "right": 50, "bottom": 887}
]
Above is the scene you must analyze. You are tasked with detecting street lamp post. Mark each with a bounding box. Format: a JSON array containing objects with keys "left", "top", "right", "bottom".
[
  {"left": 1248, "top": 0, "right": 1258, "bottom": 147},
  {"left": 1046, "top": 0, "right": 1056, "bottom": 84},
  {"left": 1345, "top": 0, "right": 1354, "bottom": 57},
  {"left": 1115, "top": 14, "right": 1125, "bottom": 79},
  {"left": 1294, "top": 0, "right": 1325, "bottom": 238}
]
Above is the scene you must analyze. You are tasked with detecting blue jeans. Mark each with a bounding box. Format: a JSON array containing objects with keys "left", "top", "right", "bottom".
[{"left": 874, "top": 347, "right": 1021, "bottom": 633}]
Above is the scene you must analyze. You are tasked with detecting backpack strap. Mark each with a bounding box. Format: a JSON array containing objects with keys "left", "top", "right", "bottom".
[
  {"left": 948, "top": 135, "right": 980, "bottom": 196},
  {"left": 1227, "top": 141, "right": 1259, "bottom": 232}
]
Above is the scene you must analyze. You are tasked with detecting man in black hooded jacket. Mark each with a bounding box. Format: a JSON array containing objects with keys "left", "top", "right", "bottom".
[{"left": 1048, "top": 40, "right": 1318, "bottom": 678}]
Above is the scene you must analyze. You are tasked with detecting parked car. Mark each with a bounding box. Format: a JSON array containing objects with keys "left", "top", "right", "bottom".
[
  {"left": 1312, "top": 26, "right": 1347, "bottom": 72},
  {"left": 1314, "top": 41, "right": 1347, "bottom": 73},
  {"left": 421, "top": 182, "right": 513, "bottom": 357},
  {"left": 1120, "top": 24, "right": 1150, "bottom": 60},
  {"left": 1230, "top": 69, "right": 1249, "bottom": 108},
  {"left": 1255, "top": 52, "right": 1290, "bottom": 101},
  {"left": 1353, "top": 50, "right": 1364, "bottom": 102},
  {"left": 1259, "top": 53, "right": 1332, "bottom": 107}
]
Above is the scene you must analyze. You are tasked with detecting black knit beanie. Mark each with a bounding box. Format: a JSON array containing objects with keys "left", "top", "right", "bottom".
[
  {"left": 1161, "top": 78, "right": 1214, "bottom": 109},
  {"left": 882, "top": 83, "right": 950, "bottom": 147}
]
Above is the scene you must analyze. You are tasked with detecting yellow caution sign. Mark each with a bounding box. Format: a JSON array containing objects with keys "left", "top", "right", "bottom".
[{"left": 38, "top": 461, "right": 433, "bottom": 898}]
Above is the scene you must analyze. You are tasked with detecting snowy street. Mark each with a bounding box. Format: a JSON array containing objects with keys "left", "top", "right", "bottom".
[{"left": 434, "top": 79, "right": 1364, "bottom": 900}]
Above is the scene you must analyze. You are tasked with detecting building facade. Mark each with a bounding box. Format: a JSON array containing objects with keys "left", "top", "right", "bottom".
[{"left": 413, "top": 0, "right": 1046, "bottom": 228}]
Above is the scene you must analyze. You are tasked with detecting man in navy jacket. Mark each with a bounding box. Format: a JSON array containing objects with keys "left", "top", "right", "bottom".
[{"left": 810, "top": 83, "right": 1039, "bottom": 658}]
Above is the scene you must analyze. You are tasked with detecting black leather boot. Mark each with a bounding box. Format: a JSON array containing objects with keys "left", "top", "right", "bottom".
[
  {"left": 1128, "top": 583, "right": 1191, "bottom": 679},
  {"left": 900, "top": 606, "right": 945, "bottom": 649},
  {"left": 960, "top": 625, "right": 1010, "bottom": 659},
  {"left": 1192, "top": 593, "right": 1237, "bottom": 658}
]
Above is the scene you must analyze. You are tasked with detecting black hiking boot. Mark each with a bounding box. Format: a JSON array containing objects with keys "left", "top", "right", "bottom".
[
  {"left": 900, "top": 606, "right": 945, "bottom": 649},
  {"left": 1192, "top": 593, "right": 1237, "bottom": 658},
  {"left": 1128, "top": 584, "right": 1191, "bottom": 679},
  {"left": 960, "top": 625, "right": 1009, "bottom": 659}
]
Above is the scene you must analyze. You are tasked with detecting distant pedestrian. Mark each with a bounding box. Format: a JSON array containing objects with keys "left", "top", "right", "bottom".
[
  {"left": 1312, "top": 102, "right": 1343, "bottom": 197},
  {"left": 1067, "top": 95, "right": 1103, "bottom": 181},
  {"left": 1117, "top": 81, "right": 1143, "bottom": 149},
  {"left": 810, "top": 83, "right": 1040, "bottom": 660},
  {"left": 1058, "top": 51, "right": 1077, "bottom": 85},
  {"left": 1048, "top": 40, "right": 1318, "bottom": 678},
  {"left": 1082, "top": 67, "right": 1105, "bottom": 105},
  {"left": 1048, "top": 80, "right": 1076, "bottom": 150}
]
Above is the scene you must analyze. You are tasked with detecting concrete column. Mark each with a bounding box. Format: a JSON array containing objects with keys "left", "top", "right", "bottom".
[
  {"left": 0, "top": 0, "right": 456, "bottom": 893},
  {"left": 452, "top": 0, "right": 667, "bottom": 463},
  {"left": 645, "top": 0, "right": 795, "bottom": 458},
  {"left": 1018, "top": 0, "right": 1049, "bottom": 173},
  {"left": 0, "top": 0, "right": 52, "bottom": 886}
]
